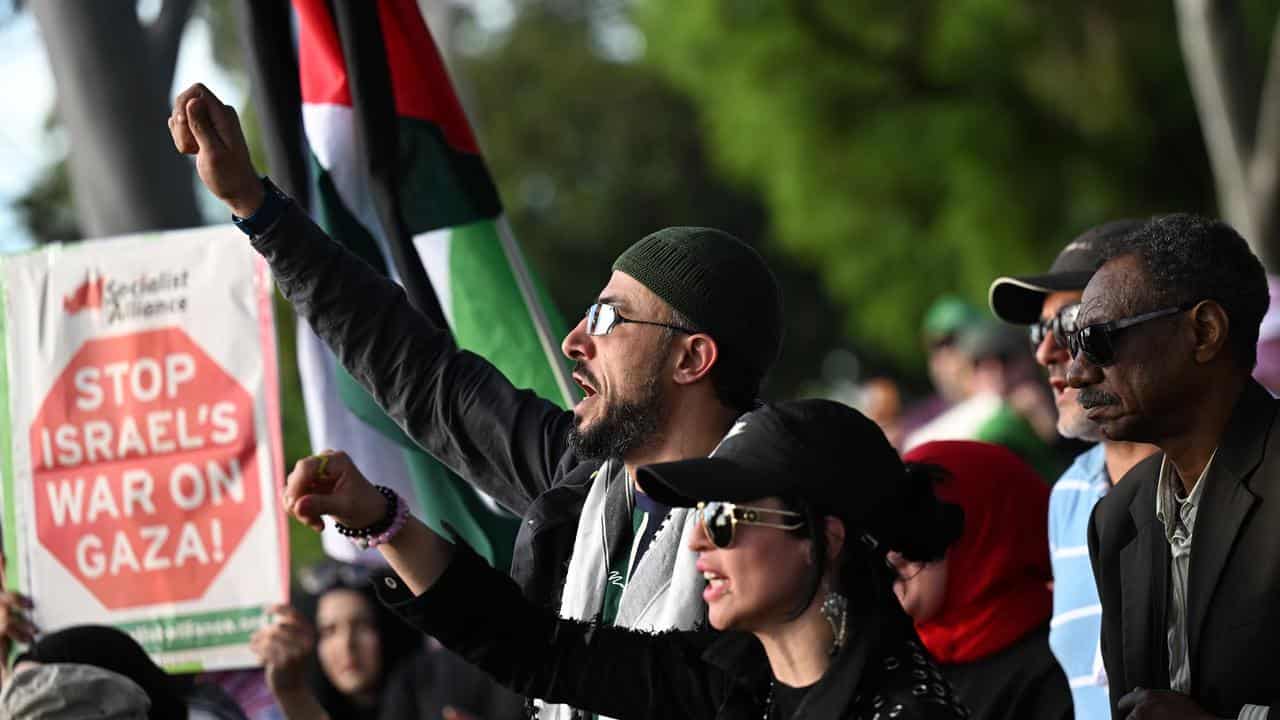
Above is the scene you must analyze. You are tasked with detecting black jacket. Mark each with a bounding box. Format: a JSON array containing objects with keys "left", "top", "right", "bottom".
[
  {"left": 378, "top": 545, "right": 970, "bottom": 720},
  {"left": 378, "top": 644, "right": 526, "bottom": 720},
  {"left": 252, "top": 204, "right": 607, "bottom": 609},
  {"left": 939, "top": 624, "right": 1071, "bottom": 720},
  {"left": 1088, "top": 380, "right": 1280, "bottom": 717}
]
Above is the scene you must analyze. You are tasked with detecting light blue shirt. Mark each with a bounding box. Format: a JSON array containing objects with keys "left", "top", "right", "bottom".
[{"left": 1048, "top": 444, "right": 1110, "bottom": 720}]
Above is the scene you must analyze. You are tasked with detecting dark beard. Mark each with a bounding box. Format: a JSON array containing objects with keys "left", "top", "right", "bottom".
[{"left": 567, "top": 375, "right": 664, "bottom": 462}]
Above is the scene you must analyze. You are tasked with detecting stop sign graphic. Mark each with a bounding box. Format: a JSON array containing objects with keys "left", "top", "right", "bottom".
[{"left": 29, "top": 328, "right": 262, "bottom": 609}]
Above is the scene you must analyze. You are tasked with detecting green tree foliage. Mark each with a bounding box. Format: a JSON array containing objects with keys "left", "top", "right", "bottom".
[
  {"left": 457, "top": 3, "right": 855, "bottom": 396},
  {"left": 15, "top": 160, "right": 80, "bottom": 243},
  {"left": 637, "top": 0, "right": 1221, "bottom": 363}
]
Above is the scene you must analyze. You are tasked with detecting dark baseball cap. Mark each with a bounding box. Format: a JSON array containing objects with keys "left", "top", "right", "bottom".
[
  {"left": 636, "top": 399, "right": 903, "bottom": 523},
  {"left": 988, "top": 219, "right": 1142, "bottom": 324}
]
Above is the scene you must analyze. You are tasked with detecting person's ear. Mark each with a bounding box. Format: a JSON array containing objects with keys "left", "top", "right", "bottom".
[
  {"left": 823, "top": 516, "right": 846, "bottom": 568},
  {"left": 1189, "top": 300, "right": 1230, "bottom": 365},
  {"left": 671, "top": 333, "right": 718, "bottom": 386}
]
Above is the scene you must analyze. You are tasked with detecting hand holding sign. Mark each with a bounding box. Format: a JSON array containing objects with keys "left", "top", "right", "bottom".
[
  {"left": 283, "top": 452, "right": 386, "bottom": 534},
  {"left": 0, "top": 590, "right": 35, "bottom": 685},
  {"left": 250, "top": 604, "right": 314, "bottom": 694},
  {"left": 0, "top": 591, "right": 37, "bottom": 645},
  {"left": 169, "top": 83, "right": 264, "bottom": 219}
]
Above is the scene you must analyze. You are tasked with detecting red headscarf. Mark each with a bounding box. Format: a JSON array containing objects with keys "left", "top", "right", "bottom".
[{"left": 901, "top": 440, "right": 1052, "bottom": 664}]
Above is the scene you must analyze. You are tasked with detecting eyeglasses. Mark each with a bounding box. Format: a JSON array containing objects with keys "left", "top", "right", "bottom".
[
  {"left": 584, "top": 303, "right": 699, "bottom": 336},
  {"left": 1067, "top": 301, "right": 1197, "bottom": 366},
  {"left": 695, "top": 501, "right": 806, "bottom": 548},
  {"left": 1029, "top": 302, "right": 1081, "bottom": 351}
]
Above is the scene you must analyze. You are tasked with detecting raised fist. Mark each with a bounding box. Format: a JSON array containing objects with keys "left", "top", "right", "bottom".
[
  {"left": 282, "top": 451, "right": 387, "bottom": 533},
  {"left": 168, "top": 83, "right": 264, "bottom": 218}
]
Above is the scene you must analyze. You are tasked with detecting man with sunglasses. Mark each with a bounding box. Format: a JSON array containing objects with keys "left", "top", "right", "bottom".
[
  {"left": 170, "top": 84, "right": 784, "bottom": 720},
  {"left": 1067, "top": 214, "right": 1276, "bottom": 719},
  {"left": 990, "top": 219, "right": 1157, "bottom": 720}
]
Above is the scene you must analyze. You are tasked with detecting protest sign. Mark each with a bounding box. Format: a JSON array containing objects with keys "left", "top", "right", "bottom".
[{"left": 0, "top": 226, "right": 287, "bottom": 671}]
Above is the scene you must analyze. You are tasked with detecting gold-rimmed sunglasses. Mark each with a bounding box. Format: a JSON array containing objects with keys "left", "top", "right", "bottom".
[{"left": 695, "top": 501, "right": 806, "bottom": 548}]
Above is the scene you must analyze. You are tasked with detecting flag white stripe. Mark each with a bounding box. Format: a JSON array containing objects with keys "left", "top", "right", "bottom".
[
  {"left": 301, "top": 103, "right": 395, "bottom": 271},
  {"left": 412, "top": 228, "right": 455, "bottom": 328},
  {"left": 296, "top": 320, "right": 423, "bottom": 564}
]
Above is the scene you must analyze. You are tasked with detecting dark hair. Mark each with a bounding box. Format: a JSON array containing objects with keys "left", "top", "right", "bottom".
[
  {"left": 665, "top": 306, "right": 763, "bottom": 412},
  {"left": 292, "top": 562, "right": 422, "bottom": 719},
  {"left": 1102, "top": 214, "right": 1269, "bottom": 371},
  {"left": 782, "top": 462, "right": 963, "bottom": 626}
]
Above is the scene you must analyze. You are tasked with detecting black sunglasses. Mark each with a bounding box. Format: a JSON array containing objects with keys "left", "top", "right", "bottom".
[
  {"left": 695, "top": 501, "right": 806, "bottom": 548},
  {"left": 1029, "top": 302, "right": 1082, "bottom": 351},
  {"left": 1067, "top": 301, "right": 1197, "bottom": 366},
  {"left": 584, "top": 302, "right": 699, "bottom": 336}
]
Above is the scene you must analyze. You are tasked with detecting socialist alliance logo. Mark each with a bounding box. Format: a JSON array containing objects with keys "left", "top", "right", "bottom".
[
  {"left": 63, "top": 274, "right": 105, "bottom": 315},
  {"left": 63, "top": 270, "right": 191, "bottom": 323}
]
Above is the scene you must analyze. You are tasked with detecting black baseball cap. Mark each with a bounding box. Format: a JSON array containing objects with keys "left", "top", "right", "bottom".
[
  {"left": 988, "top": 219, "right": 1142, "bottom": 324},
  {"left": 636, "top": 399, "right": 902, "bottom": 523}
]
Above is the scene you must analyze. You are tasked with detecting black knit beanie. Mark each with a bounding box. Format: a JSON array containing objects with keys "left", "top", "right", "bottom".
[{"left": 613, "top": 227, "right": 783, "bottom": 392}]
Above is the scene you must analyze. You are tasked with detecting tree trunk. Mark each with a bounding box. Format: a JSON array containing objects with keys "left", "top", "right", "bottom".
[
  {"left": 1174, "top": 0, "right": 1280, "bottom": 269},
  {"left": 29, "top": 0, "right": 199, "bottom": 238}
]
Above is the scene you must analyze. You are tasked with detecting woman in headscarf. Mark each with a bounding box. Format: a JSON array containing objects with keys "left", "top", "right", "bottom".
[
  {"left": 896, "top": 440, "right": 1070, "bottom": 720},
  {"left": 281, "top": 399, "right": 970, "bottom": 719},
  {"left": 251, "top": 560, "right": 524, "bottom": 720}
]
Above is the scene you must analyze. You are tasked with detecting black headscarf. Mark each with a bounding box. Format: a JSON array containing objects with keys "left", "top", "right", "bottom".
[{"left": 293, "top": 560, "right": 423, "bottom": 720}]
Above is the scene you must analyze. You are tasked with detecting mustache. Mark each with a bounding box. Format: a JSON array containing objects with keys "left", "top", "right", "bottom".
[
  {"left": 573, "top": 362, "right": 599, "bottom": 389},
  {"left": 1078, "top": 388, "right": 1120, "bottom": 409}
]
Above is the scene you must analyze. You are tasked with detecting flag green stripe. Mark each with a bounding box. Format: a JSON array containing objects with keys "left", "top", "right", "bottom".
[
  {"left": 398, "top": 117, "right": 502, "bottom": 233},
  {"left": 311, "top": 144, "right": 520, "bottom": 569},
  {"left": 333, "top": 368, "right": 518, "bottom": 570},
  {"left": 0, "top": 266, "right": 19, "bottom": 592},
  {"left": 404, "top": 451, "right": 518, "bottom": 572},
  {"left": 335, "top": 365, "right": 418, "bottom": 448},
  {"left": 447, "top": 219, "right": 571, "bottom": 406},
  {"left": 310, "top": 153, "right": 389, "bottom": 275}
]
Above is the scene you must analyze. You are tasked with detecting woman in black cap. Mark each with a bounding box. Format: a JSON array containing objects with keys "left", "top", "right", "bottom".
[{"left": 282, "top": 399, "right": 968, "bottom": 719}]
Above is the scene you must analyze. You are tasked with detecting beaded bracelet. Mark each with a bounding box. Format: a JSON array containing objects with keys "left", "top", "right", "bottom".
[
  {"left": 334, "top": 486, "right": 409, "bottom": 549},
  {"left": 363, "top": 492, "right": 409, "bottom": 549}
]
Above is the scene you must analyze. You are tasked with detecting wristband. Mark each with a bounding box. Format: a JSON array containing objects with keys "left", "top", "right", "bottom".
[{"left": 232, "top": 176, "right": 291, "bottom": 236}]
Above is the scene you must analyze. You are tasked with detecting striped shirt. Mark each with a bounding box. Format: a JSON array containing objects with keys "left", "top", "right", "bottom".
[{"left": 1047, "top": 444, "right": 1110, "bottom": 720}]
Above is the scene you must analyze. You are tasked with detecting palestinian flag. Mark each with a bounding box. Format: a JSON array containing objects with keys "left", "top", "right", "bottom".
[{"left": 284, "top": 0, "right": 573, "bottom": 567}]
